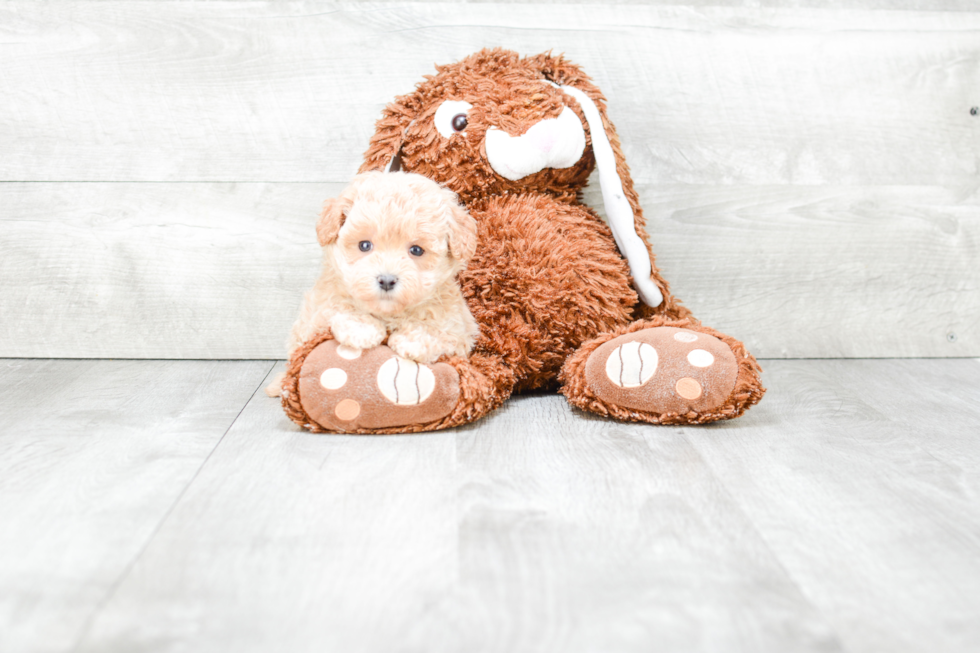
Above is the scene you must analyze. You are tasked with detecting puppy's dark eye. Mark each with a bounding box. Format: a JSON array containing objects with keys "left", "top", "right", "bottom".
[
  {"left": 451, "top": 114, "right": 468, "bottom": 132},
  {"left": 358, "top": 240, "right": 372, "bottom": 252},
  {"left": 409, "top": 245, "right": 424, "bottom": 257}
]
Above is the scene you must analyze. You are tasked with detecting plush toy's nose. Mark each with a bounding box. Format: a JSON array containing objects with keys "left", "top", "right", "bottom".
[
  {"left": 484, "top": 106, "right": 586, "bottom": 181},
  {"left": 377, "top": 274, "right": 398, "bottom": 291}
]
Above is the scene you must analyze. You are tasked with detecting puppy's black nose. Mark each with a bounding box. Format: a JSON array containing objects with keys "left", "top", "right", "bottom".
[{"left": 377, "top": 274, "right": 398, "bottom": 292}]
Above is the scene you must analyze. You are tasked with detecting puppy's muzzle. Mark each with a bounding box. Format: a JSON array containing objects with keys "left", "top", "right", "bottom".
[{"left": 377, "top": 274, "right": 398, "bottom": 292}]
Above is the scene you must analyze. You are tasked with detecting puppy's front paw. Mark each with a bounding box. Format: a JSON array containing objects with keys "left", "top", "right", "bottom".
[
  {"left": 330, "top": 313, "right": 386, "bottom": 350},
  {"left": 389, "top": 332, "right": 444, "bottom": 364}
]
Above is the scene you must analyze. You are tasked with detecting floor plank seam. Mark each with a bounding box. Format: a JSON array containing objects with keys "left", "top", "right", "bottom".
[
  {"left": 65, "top": 360, "right": 278, "bottom": 652},
  {"left": 679, "top": 428, "right": 854, "bottom": 653}
]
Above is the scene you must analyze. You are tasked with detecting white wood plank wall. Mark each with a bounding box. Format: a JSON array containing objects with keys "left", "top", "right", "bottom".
[{"left": 1, "top": 2, "right": 977, "bottom": 358}]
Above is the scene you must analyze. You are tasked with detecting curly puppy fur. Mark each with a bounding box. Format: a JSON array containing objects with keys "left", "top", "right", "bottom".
[
  {"left": 268, "top": 172, "right": 478, "bottom": 397},
  {"left": 282, "top": 48, "right": 764, "bottom": 428}
]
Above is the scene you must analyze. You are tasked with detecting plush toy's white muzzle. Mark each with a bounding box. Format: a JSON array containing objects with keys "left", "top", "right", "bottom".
[{"left": 484, "top": 107, "right": 586, "bottom": 181}]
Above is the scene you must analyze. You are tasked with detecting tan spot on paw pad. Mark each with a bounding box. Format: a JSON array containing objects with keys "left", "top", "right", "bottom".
[
  {"left": 334, "top": 399, "right": 361, "bottom": 421},
  {"left": 675, "top": 378, "right": 702, "bottom": 399}
]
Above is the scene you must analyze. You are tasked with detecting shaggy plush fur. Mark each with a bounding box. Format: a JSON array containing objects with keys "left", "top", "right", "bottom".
[
  {"left": 281, "top": 48, "right": 765, "bottom": 431},
  {"left": 359, "top": 50, "right": 692, "bottom": 323}
]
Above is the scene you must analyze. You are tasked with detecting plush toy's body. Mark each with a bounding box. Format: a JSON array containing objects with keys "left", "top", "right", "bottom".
[{"left": 281, "top": 49, "right": 764, "bottom": 432}]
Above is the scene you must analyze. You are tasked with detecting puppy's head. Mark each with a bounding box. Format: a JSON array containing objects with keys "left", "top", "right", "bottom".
[{"left": 318, "top": 171, "right": 476, "bottom": 316}]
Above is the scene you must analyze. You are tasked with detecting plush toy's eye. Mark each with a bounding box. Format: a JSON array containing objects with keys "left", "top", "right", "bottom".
[
  {"left": 358, "top": 240, "right": 372, "bottom": 252},
  {"left": 409, "top": 245, "right": 424, "bottom": 257},
  {"left": 434, "top": 100, "right": 474, "bottom": 138}
]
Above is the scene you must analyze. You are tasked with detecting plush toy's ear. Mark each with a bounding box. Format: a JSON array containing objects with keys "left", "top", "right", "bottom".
[
  {"left": 316, "top": 196, "right": 348, "bottom": 246},
  {"left": 526, "top": 53, "right": 667, "bottom": 310},
  {"left": 359, "top": 92, "right": 423, "bottom": 174},
  {"left": 444, "top": 190, "right": 478, "bottom": 264}
]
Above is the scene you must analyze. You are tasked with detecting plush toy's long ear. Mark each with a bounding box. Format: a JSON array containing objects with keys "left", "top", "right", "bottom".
[
  {"left": 359, "top": 92, "right": 423, "bottom": 174},
  {"left": 528, "top": 53, "right": 678, "bottom": 313}
]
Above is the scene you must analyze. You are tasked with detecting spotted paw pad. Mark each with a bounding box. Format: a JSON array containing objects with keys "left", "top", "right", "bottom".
[
  {"left": 585, "top": 327, "right": 738, "bottom": 415},
  {"left": 297, "top": 340, "right": 459, "bottom": 432}
]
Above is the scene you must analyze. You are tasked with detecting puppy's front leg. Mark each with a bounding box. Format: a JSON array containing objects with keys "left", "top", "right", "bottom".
[
  {"left": 389, "top": 324, "right": 462, "bottom": 364},
  {"left": 330, "top": 311, "right": 387, "bottom": 351}
]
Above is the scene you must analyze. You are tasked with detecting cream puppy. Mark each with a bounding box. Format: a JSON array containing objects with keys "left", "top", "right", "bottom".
[{"left": 267, "top": 171, "right": 478, "bottom": 397}]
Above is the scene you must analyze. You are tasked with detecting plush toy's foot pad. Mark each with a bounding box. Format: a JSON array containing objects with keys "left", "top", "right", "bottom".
[
  {"left": 297, "top": 340, "right": 460, "bottom": 431},
  {"left": 584, "top": 327, "right": 738, "bottom": 416}
]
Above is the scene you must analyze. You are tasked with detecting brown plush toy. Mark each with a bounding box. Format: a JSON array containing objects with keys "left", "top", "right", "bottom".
[{"left": 281, "top": 48, "right": 765, "bottom": 433}]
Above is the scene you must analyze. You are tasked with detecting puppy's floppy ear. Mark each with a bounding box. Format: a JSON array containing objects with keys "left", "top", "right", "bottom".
[
  {"left": 443, "top": 191, "right": 477, "bottom": 264},
  {"left": 316, "top": 195, "right": 351, "bottom": 246}
]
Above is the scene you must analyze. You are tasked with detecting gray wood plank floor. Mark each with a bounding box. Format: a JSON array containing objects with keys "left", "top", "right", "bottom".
[
  {"left": 0, "top": 359, "right": 276, "bottom": 653},
  {"left": 1, "top": 358, "right": 978, "bottom": 652}
]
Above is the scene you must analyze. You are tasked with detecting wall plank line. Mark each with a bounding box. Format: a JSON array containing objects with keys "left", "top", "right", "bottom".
[
  {"left": 0, "top": 2, "right": 977, "bottom": 184},
  {"left": 1, "top": 2, "right": 977, "bottom": 358},
  {"left": 1, "top": 181, "right": 975, "bottom": 358}
]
